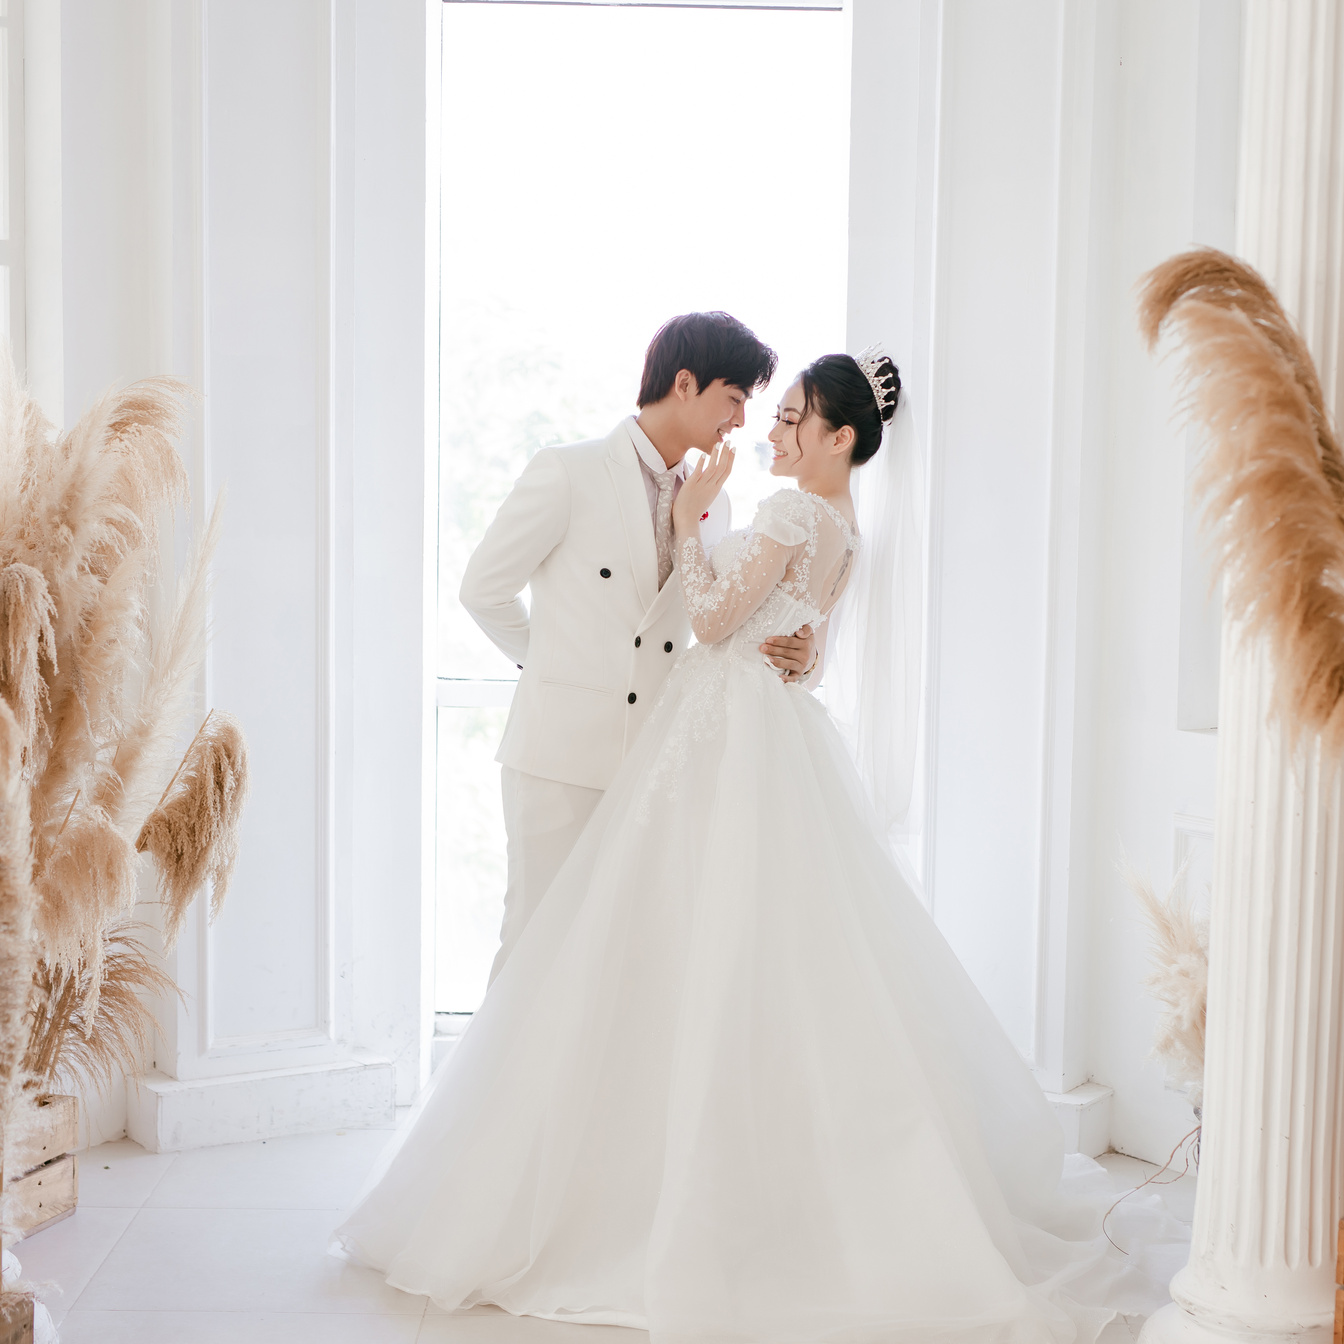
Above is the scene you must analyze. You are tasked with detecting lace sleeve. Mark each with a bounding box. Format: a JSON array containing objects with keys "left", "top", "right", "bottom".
[
  {"left": 677, "top": 530, "right": 794, "bottom": 645},
  {"left": 752, "top": 489, "right": 811, "bottom": 548}
]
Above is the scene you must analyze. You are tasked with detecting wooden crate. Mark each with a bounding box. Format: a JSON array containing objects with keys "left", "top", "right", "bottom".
[
  {"left": 1, "top": 1093, "right": 80, "bottom": 1239},
  {"left": 5, "top": 1154, "right": 78, "bottom": 1238},
  {"left": 6, "top": 1096, "right": 77, "bottom": 1179},
  {"left": 1336, "top": 1217, "right": 1343, "bottom": 1344},
  {"left": 0, "top": 1293, "right": 34, "bottom": 1344}
]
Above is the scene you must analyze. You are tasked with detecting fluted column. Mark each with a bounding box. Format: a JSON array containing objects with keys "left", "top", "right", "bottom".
[
  {"left": 1142, "top": 4, "right": 1344, "bottom": 1341},
  {"left": 1143, "top": 632, "right": 1344, "bottom": 1343},
  {"left": 1237, "top": 1, "right": 1344, "bottom": 414}
]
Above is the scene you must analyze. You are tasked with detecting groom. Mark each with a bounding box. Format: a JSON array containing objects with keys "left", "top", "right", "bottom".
[{"left": 461, "top": 312, "right": 817, "bottom": 980}]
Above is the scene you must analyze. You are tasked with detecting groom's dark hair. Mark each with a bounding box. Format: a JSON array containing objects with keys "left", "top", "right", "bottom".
[{"left": 637, "top": 312, "right": 778, "bottom": 407}]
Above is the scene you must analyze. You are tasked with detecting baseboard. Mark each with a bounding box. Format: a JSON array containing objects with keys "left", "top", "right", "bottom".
[
  {"left": 125, "top": 1050, "right": 396, "bottom": 1152},
  {"left": 431, "top": 1012, "right": 471, "bottom": 1071},
  {"left": 1043, "top": 1081, "right": 1114, "bottom": 1157}
]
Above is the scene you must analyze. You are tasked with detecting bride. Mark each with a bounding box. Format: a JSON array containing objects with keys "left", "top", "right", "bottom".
[{"left": 333, "top": 351, "right": 1158, "bottom": 1342}]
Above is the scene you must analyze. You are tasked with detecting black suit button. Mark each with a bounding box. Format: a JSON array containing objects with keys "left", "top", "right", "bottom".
[
  {"left": 600, "top": 567, "right": 611, "bottom": 578},
  {"left": 664, "top": 641, "right": 674, "bottom": 653},
  {"left": 634, "top": 636, "right": 641, "bottom": 648},
  {"left": 627, "top": 692, "right": 637, "bottom": 704}
]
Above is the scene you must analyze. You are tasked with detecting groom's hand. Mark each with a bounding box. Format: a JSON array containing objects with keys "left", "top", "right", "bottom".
[{"left": 761, "top": 624, "right": 816, "bottom": 682}]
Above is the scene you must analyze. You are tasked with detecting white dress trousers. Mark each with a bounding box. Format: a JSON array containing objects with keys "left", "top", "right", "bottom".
[{"left": 488, "top": 766, "right": 604, "bottom": 986}]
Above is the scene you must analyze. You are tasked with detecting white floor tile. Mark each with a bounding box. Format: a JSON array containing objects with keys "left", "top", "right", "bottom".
[
  {"left": 1097, "top": 1314, "right": 1142, "bottom": 1343},
  {"left": 145, "top": 1128, "right": 395, "bottom": 1211},
  {"left": 8, "top": 1206, "right": 136, "bottom": 1327},
  {"left": 23, "top": 1137, "right": 1191, "bottom": 1337},
  {"left": 1097, "top": 1152, "right": 1159, "bottom": 1187},
  {"left": 1099, "top": 1148, "right": 1198, "bottom": 1224},
  {"left": 76, "top": 1207, "right": 428, "bottom": 1316},
  {"left": 77, "top": 1138, "right": 178, "bottom": 1209},
  {"left": 59, "top": 1310, "right": 424, "bottom": 1343},
  {"left": 417, "top": 1307, "right": 648, "bottom": 1342},
  {"left": 1155, "top": 1173, "right": 1197, "bottom": 1225}
]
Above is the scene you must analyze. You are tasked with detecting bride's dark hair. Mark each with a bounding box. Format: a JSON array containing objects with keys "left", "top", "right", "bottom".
[{"left": 799, "top": 352, "right": 901, "bottom": 466}]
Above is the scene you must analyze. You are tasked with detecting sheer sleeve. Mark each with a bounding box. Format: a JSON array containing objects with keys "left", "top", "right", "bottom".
[
  {"left": 751, "top": 490, "right": 811, "bottom": 548},
  {"left": 677, "top": 529, "right": 796, "bottom": 644}
]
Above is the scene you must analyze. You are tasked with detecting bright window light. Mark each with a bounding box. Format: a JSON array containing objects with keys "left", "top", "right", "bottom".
[{"left": 436, "top": 0, "right": 852, "bottom": 1011}]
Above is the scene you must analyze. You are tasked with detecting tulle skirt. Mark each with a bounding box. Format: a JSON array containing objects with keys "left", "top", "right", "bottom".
[{"left": 332, "top": 647, "right": 1187, "bottom": 1342}]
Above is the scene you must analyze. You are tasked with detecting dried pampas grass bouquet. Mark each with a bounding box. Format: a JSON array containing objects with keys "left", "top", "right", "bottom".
[
  {"left": 1123, "top": 857, "right": 1208, "bottom": 1111},
  {"left": 0, "top": 351, "right": 248, "bottom": 1148}
]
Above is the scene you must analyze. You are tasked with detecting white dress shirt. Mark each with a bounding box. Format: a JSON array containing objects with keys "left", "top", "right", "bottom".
[{"left": 625, "top": 415, "right": 686, "bottom": 525}]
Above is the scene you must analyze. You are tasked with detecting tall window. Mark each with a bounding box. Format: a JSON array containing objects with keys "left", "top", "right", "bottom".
[{"left": 436, "top": 0, "right": 852, "bottom": 1012}]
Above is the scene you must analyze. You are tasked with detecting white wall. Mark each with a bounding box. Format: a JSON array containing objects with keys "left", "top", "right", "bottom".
[
  {"left": 1081, "top": 0, "right": 1236, "bottom": 1161},
  {"left": 348, "top": 0, "right": 439, "bottom": 1103},
  {"left": 926, "top": 0, "right": 1071, "bottom": 1065},
  {"left": 37, "top": 0, "right": 433, "bottom": 1148},
  {"left": 851, "top": 0, "right": 1238, "bottom": 1162}
]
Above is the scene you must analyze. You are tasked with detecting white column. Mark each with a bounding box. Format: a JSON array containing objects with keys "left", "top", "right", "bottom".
[
  {"left": 1143, "top": 632, "right": 1344, "bottom": 1343},
  {"left": 1141, "top": 3, "right": 1344, "bottom": 1340}
]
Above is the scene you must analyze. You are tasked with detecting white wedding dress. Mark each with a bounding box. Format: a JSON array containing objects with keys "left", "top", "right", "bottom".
[{"left": 333, "top": 489, "right": 1183, "bottom": 1342}]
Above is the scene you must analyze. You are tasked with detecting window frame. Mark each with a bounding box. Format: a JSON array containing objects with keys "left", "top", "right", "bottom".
[
  {"left": 443, "top": 1, "right": 840, "bottom": 12},
  {"left": 429, "top": 0, "right": 853, "bottom": 1013},
  {"left": 437, "top": 677, "right": 516, "bottom": 709}
]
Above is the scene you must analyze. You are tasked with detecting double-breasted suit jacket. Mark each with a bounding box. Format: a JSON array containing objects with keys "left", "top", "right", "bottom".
[{"left": 459, "top": 419, "right": 732, "bottom": 792}]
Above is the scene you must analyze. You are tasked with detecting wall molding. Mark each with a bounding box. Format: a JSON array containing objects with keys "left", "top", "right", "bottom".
[
  {"left": 185, "top": 0, "right": 341, "bottom": 1069},
  {"left": 127, "top": 1051, "right": 394, "bottom": 1153},
  {"left": 1173, "top": 811, "right": 1214, "bottom": 903},
  {"left": 1033, "top": 0, "right": 1100, "bottom": 1091},
  {"left": 917, "top": 0, "right": 950, "bottom": 916}
]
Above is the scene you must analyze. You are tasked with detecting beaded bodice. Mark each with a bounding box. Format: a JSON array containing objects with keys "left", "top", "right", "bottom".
[{"left": 633, "top": 489, "right": 860, "bottom": 815}]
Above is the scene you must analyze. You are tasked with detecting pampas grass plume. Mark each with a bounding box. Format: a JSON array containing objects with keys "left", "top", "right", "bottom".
[
  {"left": 34, "top": 805, "right": 138, "bottom": 1018},
  {"left": 137, "top": 711, "right": 249, "bottom": 950},
  {"left": 99, "top": 495, "right": 223, "bottom": 832},
  {"left": 1123, "top": 855, "right": 1208, "bottom": 1107},
  {"left": 21, "top": 923, "right": 180, "bottom": 1095},
  {"left": 0, "top": 563, "right": 56, "bottom": 750},
  {"left": 1139, "top": 247, "right": 1344, "bottom": 754},
  {"left": 0, "top": 697, "right": 36, "bottom": 1149}
]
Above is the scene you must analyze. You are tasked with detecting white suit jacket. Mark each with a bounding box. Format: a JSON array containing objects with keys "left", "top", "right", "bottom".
[{"left": 459, "top": 419, "right": 732, "bottom": 791}]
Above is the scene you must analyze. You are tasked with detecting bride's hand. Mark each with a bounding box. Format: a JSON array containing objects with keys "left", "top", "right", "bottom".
[{"left": 672, "top": 443, "right": 734, "bottom": 536}]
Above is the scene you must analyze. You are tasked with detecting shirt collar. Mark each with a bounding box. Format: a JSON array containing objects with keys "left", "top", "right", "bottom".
[{"left": 625, "top": 415, "right": 685, "bottom": 478}]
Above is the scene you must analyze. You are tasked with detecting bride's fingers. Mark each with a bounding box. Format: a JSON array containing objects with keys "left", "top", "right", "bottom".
[{"left": 713, "top": 447, "right": 735, "bottom": 486}]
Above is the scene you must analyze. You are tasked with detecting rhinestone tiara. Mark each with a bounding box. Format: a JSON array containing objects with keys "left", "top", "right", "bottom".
[{"left": 855, "top": 343, "right": 899, "bottom": 422}]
